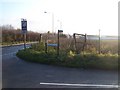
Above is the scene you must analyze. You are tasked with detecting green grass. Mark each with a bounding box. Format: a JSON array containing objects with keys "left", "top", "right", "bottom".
[{"left": 16, "top": 48, "right": 118, "bottom": 70}]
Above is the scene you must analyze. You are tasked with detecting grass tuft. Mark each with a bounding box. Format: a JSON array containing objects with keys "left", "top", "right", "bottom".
[{"left": 16, "top": 48, "right": 118, "bottom": 70}]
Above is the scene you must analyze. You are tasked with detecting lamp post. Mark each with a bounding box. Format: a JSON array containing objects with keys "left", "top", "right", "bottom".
[
  {"left": 57, "top": 30, "right": 63, "bottom": 56},
  {"left": 44, "top": 11, "right": 54, "bottom": 33}
]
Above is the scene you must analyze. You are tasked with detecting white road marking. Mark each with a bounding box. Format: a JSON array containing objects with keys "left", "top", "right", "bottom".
[{"left": 40, "top": 82, "right": 118, "bottom": 88}]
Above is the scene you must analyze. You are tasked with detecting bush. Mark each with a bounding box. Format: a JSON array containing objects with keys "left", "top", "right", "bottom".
[{"left": 16, "top": 48, "right": 118, "bottom": 70}]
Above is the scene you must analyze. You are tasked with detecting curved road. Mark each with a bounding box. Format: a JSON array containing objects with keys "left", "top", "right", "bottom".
[{"left": 2, "top": 44, "right": 118, "bottom": 89}]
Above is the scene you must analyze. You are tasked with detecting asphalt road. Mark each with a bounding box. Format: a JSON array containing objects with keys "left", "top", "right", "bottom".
[{"left": 2, "top": 44, "right": 118, "bottom": 89}]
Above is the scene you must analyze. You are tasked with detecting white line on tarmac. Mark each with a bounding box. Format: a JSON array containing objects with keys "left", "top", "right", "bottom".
[{"left": 40, "top": 82, "right": 118, "bottom": 88}]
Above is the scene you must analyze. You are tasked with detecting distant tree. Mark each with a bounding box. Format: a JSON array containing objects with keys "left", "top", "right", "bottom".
[{"left": 1, "top": 24, "right": 14, "bottom": 30}]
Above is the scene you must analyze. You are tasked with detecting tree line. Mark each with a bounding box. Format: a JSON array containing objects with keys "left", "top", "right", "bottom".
[
  {"left": 1, "top": 25, "right": 117, "bottom": 54},
  {"left": 1, "top": 25, "right": 67, "bottom": 45},
  {"left": 1, "top": 25, "right": 40, "bottom": 44}
]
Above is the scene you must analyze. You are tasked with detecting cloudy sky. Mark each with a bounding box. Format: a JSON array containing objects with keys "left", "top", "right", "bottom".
[{"left": 0, "top": 0, "right": 119, "bottom": 35}]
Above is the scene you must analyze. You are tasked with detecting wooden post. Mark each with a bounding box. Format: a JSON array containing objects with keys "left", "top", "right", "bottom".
[
  {"left": 99, "top": 29, "right": 101, "bottom": 54},
  {"left": 24, "top": 33, "right": 26, "bottom": 49},
  {"left": 57, "top": 31, "right": 59, "bottom": 56},
  {"left": 73, "top": 33, "right": 78, "bottom": 54},
  {"left": 83, "top": 34, "right": 87, "bottom": 54},
  {"left": 45, "top": 33, "right": 48, "bottom": 54},
  {"left": 45, "top": 42, "right": 47, "bottom": 53},
  {"left": 39, "top": 34, "right": 42, "bottom": 43},
  {"left": 57, "top": 30, "right": 63, "bottom": 56}
]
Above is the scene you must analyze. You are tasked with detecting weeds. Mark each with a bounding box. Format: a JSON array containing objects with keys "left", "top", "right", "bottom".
[{"left": 16, "top": 46, "right": 118, "bottom": 70}]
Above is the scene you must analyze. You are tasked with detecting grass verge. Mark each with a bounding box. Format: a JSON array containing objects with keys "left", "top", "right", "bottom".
[{"left": 16, "top": 48, "right": 118, "bottom": 70}]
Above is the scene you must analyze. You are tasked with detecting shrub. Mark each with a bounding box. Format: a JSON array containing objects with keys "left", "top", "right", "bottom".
[{"left": 16, "top": 48, "right": 118, "bottom": 70}]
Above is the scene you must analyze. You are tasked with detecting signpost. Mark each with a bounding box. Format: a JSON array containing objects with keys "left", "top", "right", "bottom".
[
  {"left": 39, "top": 34, "right": 42, "bottom": 43},
  {"left": 99, "top": 29, "right": 101, "bottom": 54},
  {"left": 57, "top": 30, "right": 63, "bottom": 56},
  {"left": 21, "top": 19, "right": 27, "bottom": 49}
]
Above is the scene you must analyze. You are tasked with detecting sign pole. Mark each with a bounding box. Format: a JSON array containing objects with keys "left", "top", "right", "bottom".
[
  {"left": 99, "top": 29, "right": 101, "bottom": 54},
  {"left": 39, "top": 34, "right": 42, "bottom": 43},
  {"left": 45, "top": 42, "right": 47, "bottom": 53},
  {"left": 21, "top": 19, "right": 27, "bottom": 49},
  {"left": 57, "top": 31, "right": 59, "bottom": 56},
  {"left": 57, "top": 30, "right": 63, "bottom": 56},
  {"left": 24, "top": 33, "right": 26, "bottom": 49}
]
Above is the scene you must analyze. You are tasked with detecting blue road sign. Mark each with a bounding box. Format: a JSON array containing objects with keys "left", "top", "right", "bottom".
[
  {"left": 21, "top": 19, "right": 27, "bottom": 33},
  {"left": 47, "top": 44, "right": 58, "bottom": 47}
]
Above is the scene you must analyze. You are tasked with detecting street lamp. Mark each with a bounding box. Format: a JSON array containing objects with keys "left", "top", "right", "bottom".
[{"left": 44, "top": 11, "right": 54, "bottom": 33}]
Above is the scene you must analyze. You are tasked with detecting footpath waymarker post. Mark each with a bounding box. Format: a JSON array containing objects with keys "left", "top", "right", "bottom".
[
  {"left": 21, "top": 19, "right": 27, "bottom": 49},
  {"left": 39, "top": 34, "right": 42, "bottom": 43},
  {"left": 57, "top": 30, "right": 63, "bottom": 56},
  {"left": 99, "top": 29, "right": 101, "bottom": 54}
]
